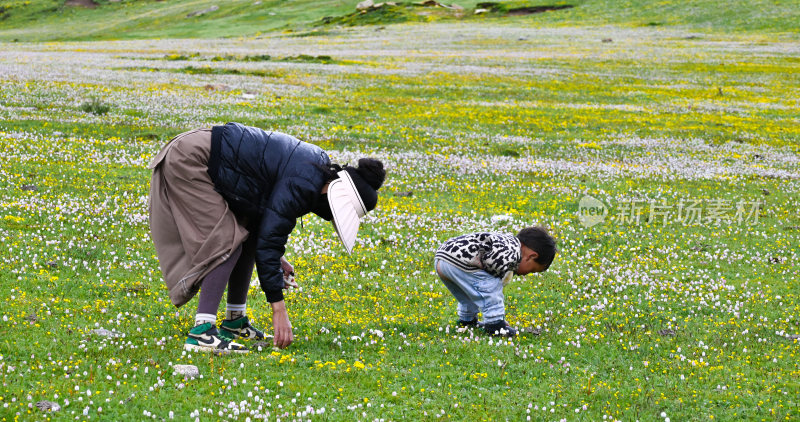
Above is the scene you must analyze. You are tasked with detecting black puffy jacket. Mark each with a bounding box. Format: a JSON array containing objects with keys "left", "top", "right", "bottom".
[{"left": 207, "top": 122, "right": 330, "bottom": 303}]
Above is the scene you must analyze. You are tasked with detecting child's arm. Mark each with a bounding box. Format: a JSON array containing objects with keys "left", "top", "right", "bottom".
[{"left": 501, "top": 271, "right": 514, "bottom": 286}]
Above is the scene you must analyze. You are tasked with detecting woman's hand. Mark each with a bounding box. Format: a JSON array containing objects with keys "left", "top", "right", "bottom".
[
  {"left": 270, "top": 300, "right": 293, "bottom": 349},
  {"left": 280, "top": 256, "right": 299, "bottom": 289},
  {"left": 279, "top": 256, "right": 294, "bottom": 277}
]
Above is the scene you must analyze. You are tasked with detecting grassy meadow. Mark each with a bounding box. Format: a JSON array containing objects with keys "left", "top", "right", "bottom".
[{"left": 0, "top": 0, "right": 799, "bottom": 420}]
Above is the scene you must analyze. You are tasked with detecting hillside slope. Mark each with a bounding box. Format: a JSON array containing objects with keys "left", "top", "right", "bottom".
[{"left": 0, "top": 0, "right": 798, "bottom": 41}]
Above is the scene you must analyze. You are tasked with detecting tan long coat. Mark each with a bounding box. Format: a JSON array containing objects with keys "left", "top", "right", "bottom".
[{"left": 148, "top": 129, "right": 248, "bottom": 307}]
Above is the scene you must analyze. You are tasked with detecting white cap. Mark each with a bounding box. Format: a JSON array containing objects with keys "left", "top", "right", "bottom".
[{"left": 327, "top": 170, "right": 368, "bottom": 254}]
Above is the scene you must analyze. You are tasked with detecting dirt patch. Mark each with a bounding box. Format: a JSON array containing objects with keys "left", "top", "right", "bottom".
[
  {"left": 507, "top": 5, "right": 573, "bottom": 16},
  {"left": 476, "top": 2, "right": 574, "bottom": 16},
  {"left": 64, "top": 0, "right": 98, "bottom": 8}
]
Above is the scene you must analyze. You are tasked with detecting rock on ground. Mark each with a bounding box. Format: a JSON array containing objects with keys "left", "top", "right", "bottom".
[
  {"left": 35, "top": 401, "right": 61, "bottom": 412},
  {"left": 187, "top": 6, "right": 219, "bottom": 17},
  {"left": 173, "top": 364, "right": 200, "bottom": 379},
  {"left": 90, "top": 328, "right": 122, "bottom": 338}
]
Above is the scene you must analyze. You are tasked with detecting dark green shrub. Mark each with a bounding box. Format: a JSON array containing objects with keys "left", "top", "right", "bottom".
[{"left": 80, "top": 97, "right": 111, "bottom": 115}]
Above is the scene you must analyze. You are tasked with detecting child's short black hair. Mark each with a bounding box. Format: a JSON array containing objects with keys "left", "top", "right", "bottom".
[{"left": 517, "top": 226, "right": 557, "bottom": 270}]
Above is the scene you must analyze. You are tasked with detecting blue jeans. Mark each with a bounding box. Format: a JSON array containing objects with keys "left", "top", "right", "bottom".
[{"left": 434, "top": 258, "right": 505, "bottom": 324}]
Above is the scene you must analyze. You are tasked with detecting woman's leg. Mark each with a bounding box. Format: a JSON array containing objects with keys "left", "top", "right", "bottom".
[
  {"left": 219, "top": 234, "right": 266, "bottom": 340},
  {"left": 186, "top": 244, "right": 249, "bottom": 353},
  {"left": 195, "top": 245, "right": 243, "bottom": 326},
  {"left": 225, "top": 235, "right": 257, "bottom": 320}
]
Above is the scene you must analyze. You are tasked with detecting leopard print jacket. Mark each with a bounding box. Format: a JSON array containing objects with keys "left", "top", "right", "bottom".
[{"left": 435, "top": 232, "right": 521, "bottom": 278}]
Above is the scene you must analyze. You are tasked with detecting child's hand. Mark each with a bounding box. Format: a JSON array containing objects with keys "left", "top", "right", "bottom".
[{"left": 501, "top": 271, "right": 514, "bottom": 286}]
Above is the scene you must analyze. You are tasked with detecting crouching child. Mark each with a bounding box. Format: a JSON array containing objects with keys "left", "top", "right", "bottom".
[{"left": 434, "top": 226, "right": 557, "bottom": 337}]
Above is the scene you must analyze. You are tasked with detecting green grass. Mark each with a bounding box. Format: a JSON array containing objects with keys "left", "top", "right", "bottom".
[
  {"left": 0, "top": 3, "right": 799, "bottom": 421},
  {"left": 0, "top": 0, "right": 799, "bottom": 42},
  {"left": 78, "top": 97, "right": 112, "bottom": 115}
]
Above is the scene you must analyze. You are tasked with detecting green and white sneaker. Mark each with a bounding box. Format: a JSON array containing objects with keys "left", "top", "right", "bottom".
[
  {"left": 184, "top": 323, "right": 249, "bottom": 354},
  {"left": 220, "top": 316, "right": 268, "bottom": 340}
]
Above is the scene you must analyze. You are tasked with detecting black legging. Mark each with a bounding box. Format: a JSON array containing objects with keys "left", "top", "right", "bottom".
[{"left": 197, "top": 235, "right": 257, "bottom": 315}]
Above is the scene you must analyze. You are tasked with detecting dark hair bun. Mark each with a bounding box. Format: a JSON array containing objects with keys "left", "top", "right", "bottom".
[{"left": 356, "top": 158, "right": 385, "bottom": 190}]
